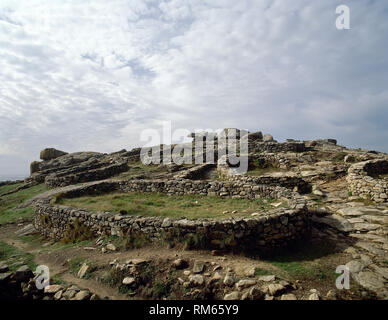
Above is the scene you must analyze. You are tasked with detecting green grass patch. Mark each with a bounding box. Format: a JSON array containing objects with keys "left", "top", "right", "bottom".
[
  {"left": 0, "top": 184, "right": 48, "bottom": 224},
  {"left": 56, "top": 191, "right": 288, "bottom": 220},
  {"left": 0, "top": 240, "right": 37, "bottom": 271},
  {"left": 257, "top": 240, "right": 339, "bottom": 281},
  {"left": 0, "top": 183, "right": 23, "bottom": 195},
  {"left": 254, "top": 267, "right": 273, "bottom": 277}
]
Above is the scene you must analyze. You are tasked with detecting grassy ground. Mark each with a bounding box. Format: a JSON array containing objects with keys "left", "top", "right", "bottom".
[
  {"left": 0, "top": 183, "right": 48, "bottom": 225},
  {"left": 56, "top": 191, "right": 288, "bottom": 219},
  {"left": 0, "top": 240, "right": 37, "bottom": 271},
  {"left": 246, "top": 167, "right": 286, "bottom": 176}
]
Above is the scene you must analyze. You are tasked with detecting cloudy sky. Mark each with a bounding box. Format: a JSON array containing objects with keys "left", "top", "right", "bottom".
[{"left": 0, "top": 0, "right": 387, "bottom": 177}]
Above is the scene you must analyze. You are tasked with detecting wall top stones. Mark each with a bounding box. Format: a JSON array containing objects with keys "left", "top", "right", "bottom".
[{"left": 347, "top": 158, "right": 388, "bottom": 202}]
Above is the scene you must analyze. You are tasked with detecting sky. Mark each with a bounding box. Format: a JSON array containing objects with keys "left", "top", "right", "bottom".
[{"left": 0, "top": 0, "right": 387, "bottom": 177}]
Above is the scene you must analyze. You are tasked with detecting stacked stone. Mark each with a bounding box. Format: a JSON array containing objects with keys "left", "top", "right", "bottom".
[
  {"left": 347, "top": 159, "right": 388, "bottom": 202},
  {"left": 45, "top": 161, "right": 128, "bottom": 188},
  {"left": 249, "top": 141, "right": 306, "bottom": 153},
  {"left": 33, "top": 202, "right": 310, "bottom": 249}
]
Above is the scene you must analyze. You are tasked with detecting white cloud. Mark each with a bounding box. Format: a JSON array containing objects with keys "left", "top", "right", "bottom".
[{"left": 0, "top": 0, "right": 387, "bottom": 176}]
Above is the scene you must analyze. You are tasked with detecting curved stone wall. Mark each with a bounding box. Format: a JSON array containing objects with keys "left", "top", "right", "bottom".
[
  {"left": 33, "top": 203, "right": 310, "bottom": 250},
  {"left": 30, "top": 176, "right": 309, "bottom": 250},
  {"left": 347, "top": 158, "right": 388, "bottom": 202}
]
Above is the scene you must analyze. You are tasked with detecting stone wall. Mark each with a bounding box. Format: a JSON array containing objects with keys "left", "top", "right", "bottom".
[
  {"left": 45, "top": 162, "right": 128, "bottom": 188},
  {"left": 225, "top": 175, "right": 311, "bottom": 194},
  {"left": 33, "top": 202, "right": 310, "bottom": 250},
  {"left": 347, "top": 158, "right": 388, "bottom": 202},
  {"left": 249, "top": 141, "right": 306, "bottom": 153}
]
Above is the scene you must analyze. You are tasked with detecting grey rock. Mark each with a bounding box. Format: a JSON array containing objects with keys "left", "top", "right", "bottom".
[
  {"left": 224, "top": 291, "right": 240, "bottom": 300},
  {"left": 189, "top": 274, "right": 204, "bottom": 286},
  {"left": 248, "top": 286, "right": 265, "bottom": 300},
  {"left": 172, "top": 259, "right": 188, "bottom": 270},
  {"left": 280, "top": 293, "right": 297, "bottom": 300},
  {"left": 122, "top": 277, "right": 136, "bottom": 285},
  {"left": 0, "top": 272, "right": 12, "bottom": 283},
  {"left": 345, "top": 260, "right": 366, "bottom": 274},
  {"left": 15, "top": 224, "right": 36, "bottom": 237},
  {"left": 223, "top": 273, "right": 235, "bottom": 286},
  {"left": 312, "top": 214, "right": 353, "bottom": 232},
  {"left": 14, "top": 265, "right": 33, "bottom": 282},
  {"left": 44, "top": 285, "right": 63, "bottom": 294},
  {"left": 235, "top": 279, "right": 257, "bottom": 290},
  {"left": 77, "top": 263, "right": 89, "bottom": 279},
  {"left": 267, "top": 283, "right": 285, "bottom": 296},
  {"left": 258, "top": 275, "right": 275, "bottom": 282},
  {"left": 263, "top": 134, "right": 274, "bottom": 142},
  {"left": 74, "top": 290, "right": 91, "bottom": 300},
  {"left": 192, "top": 261, "right": 205, "bottom": 274}
]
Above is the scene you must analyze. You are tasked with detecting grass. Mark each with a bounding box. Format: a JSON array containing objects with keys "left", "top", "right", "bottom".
[
  {"left": 0, "top": 240, "right": 37, "bottom": 271},
  {"left": 0, "top": 183, "right": 22, "bottom": 195},
  {"left": 0, "top": 183, "right": 48, "bottom": 225},
  {"left": 254, "top": 267, "right": 273, "bottom": 277},
  {"left": 246, "top": 167, "right": 286, "bottom": 176},
  {"left": 117, "top": 162, "right": 168, "bottom": 179},
  {"left": 256, "top": 240, "right": 340, "bottom": 282},
  {"left": 56, "top": 191, "right": 288, "bottom": 220}
]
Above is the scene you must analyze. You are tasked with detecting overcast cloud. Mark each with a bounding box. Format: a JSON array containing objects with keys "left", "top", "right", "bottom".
[{"left": 0, "top": 0, "right": 387, "bottom": 177}]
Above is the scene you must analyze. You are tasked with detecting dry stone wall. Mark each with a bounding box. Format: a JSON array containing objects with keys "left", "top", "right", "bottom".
[
  {"left": 347, "top": 158, "right": 388, "bottom": 202},
  {"left": 45, "top": 161, "right": 128, "bottom": 188},
  {"left": 33, "top": 203, "right": 310, "bottom": 250},
  {"left": 249, "top": 141, "right": 306, "bottom": 153},
  {"left": 31, "top": 177, "right": 309, "bottom": 250}
]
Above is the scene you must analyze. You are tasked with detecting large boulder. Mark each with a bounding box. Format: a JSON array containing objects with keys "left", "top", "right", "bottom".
[
  {"left": 248, "top": 131, "right": 263, "bottom": 141},
  {"left": 263, "top": 134, "right": 274, "bottom": 142},
  {"left": 40, "top": 148, "right": 68, "bottom": 161},
  {"left": 30, "top": 161, "right": 41, "bottom": 174}
]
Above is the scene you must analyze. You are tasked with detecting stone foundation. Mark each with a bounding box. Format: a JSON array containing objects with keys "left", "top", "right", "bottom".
[
  {"left": 347, "top": 158, "right": 388, "bottom": 202},
  {"left": 33, "top": 203, "right": 310, "bottom": 250}
]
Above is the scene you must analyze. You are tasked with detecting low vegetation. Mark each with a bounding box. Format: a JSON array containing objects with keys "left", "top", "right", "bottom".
[
  {"left": 0, "top": 183, "right": 48, "bottom": 225},
  {"left": 56, "top": 191, "right": 288, "bottom": 219},
  {"left": 0, "top": 240, "right": 37, "bottom": 271}
]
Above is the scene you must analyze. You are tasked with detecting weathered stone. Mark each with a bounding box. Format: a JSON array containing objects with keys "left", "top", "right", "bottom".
[
  {"left": 74, "top": 290, "right": 91, "bottom": 300},
  {"left": 267, "top": 283, "right": 285, "bottom": 296},
  {"left": 248, "top": 286, "right": 265, "bottom": 300},
  {"left": 353, "top": 271, "right": 385, "bottom": 293},
  {"left": 312, "top": 214, "right": 353, "bottom": 233},
  {"left": 40, "top": 148, "right": 68, "bottom": 161},
  {"left": 224, "top": 291, "right": 240, "bottom": 300},
  {"left": 44, "top": 284, "right": 63, "bottom": 294},
  {"left": 14, "top": 265, "right": 33, "bottom": 282},
  {"left": 308, "top": 293, "right": 320, "bottom": 300},
  {"left": 122, "top": 277, "right": 136, "bottom": 285},
  {"left": 192, "top": 261, "right": 205, "bottom": 274},
  {"left": 106, "top": 243, "right": 116, "bottom": 251},
  {"left": 77, "top": 263, "right": 89, "bottom": 279},
  {"left": 235, "top": 279, "right": 257, "bottom": 290},
  {"left": 54, "top": 290, "right": 63, "bottom": 300},
  {"left": 258, "top": 275, "right": 275, "bottom": 282},
  {"left": 280, "top": 293, "right": 297, "bottom": 300},
  {"left": 263, "top": 134, "right": 274, "bottom": 142},
  {"left": 345, "top": 260, "right": 366, "bottom": 274},
  {"left": 62, "top": 289, "right": 77, "bottom": 299},
  {"left": 189, "top": 274, "right": 204, "bottom": 286},
  {"left": 172, "top": 259, "right": 188, "bottom": 270},
  {"left": 15, "top": 224, "right": 36, "bottom": 236},
  {"left": 0, "top": 263, "right": 9, "bottom": 273},
  {"left": 223, "top": 273, "right": 235, "bottom": 286},
  {"left": 0, "top": 272, "right": 12, "bottom": 283}
]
